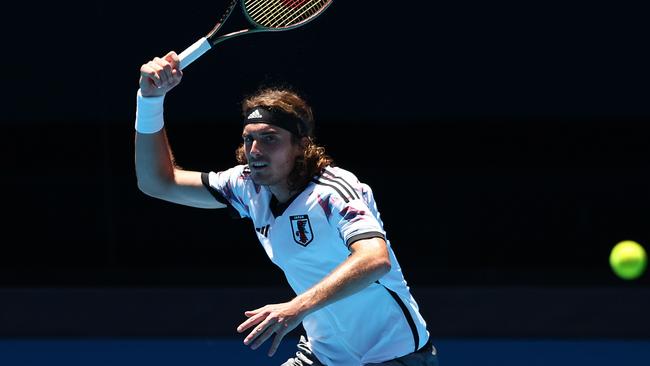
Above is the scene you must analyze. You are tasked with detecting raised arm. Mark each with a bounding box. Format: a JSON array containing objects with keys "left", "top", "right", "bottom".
[{"left": 134, "top": 51, "right": 225, "bottom": 209}]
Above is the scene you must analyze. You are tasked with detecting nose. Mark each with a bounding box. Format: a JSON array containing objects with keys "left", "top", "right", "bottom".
[{"left": 249, "top": 140, "right": 262, "bottom": 158}]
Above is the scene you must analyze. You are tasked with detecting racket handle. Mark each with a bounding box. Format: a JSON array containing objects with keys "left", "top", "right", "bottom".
[{"left": 178, "top": 37, "right": 212, "bottom": 70}]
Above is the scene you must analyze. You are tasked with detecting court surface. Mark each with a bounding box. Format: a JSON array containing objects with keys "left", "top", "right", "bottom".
[{"left": 1, "top": 338, "right": 648, "bottom": 365}]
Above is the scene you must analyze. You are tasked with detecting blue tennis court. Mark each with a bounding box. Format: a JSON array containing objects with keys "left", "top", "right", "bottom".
[{"left": 2, "top": 338, "right": 649, "bottom": 365}]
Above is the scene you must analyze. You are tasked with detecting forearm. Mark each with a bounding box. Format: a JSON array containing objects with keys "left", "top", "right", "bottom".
[
  {"left": 133, "top": 89, "right": 177, "bottom": 190},
  {"left": 292, "top": 238, "right": 391, "bottom": 316},
  {"left": 135, "top": 128, "right": 178, "bottom": 192}
]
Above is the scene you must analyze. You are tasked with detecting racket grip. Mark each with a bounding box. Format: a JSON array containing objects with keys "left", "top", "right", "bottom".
[{"left": 178, "top": 37, "right": 212, "bottom": 70}]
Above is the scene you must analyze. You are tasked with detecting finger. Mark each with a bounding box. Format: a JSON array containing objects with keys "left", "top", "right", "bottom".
[
  {"left": 251, "top": 323, "right": 279, "bottom": 350},
  {"left": 244, "top": 318, "right": 276, "bottom": 345},
  {"left": 149, "top": 61, "right": 166, "bottom": 87},
  {"left": 152, "top": 57, "right": 172, "bottom": 85},
  {"left": 244, "top": 305, "right": 266, "bottom": 317},
  {"left": 140, "top": 63, "right": 161, "bottom": 88},
  {"left": 171, "top": 68, "right": 182, "bottom": 81},
  {"left": 267, "top": 331, "right": 286, "bottom": 357},
  {"left": 244, "top": 318, "right": 273, "bottom": 345},
  {"left": 237, "top": 312, "right": 267, "bottom": 333},
  {"left": 164, "top": 51, "right": 180, "bottom": 70},
  {"left": 170, "top": 68, "right": 183, "bottom": 86}
]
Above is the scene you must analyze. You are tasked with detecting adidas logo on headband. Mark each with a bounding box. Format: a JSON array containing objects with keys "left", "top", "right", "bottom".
[
  {"left": 247, "top": 109, "right": 263, "bottom": 119},
  {"left": 244, "top": 106, "right": 307, "bottom": 137}
]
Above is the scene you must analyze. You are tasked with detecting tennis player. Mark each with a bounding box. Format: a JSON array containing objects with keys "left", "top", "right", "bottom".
[{"left": 134, "top": 51, "right": 438, "bottom": 366}]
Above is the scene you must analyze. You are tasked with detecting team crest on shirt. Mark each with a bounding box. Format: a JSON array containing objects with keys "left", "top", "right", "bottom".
[{"left": 290, "top": 215, "right": 313, "bottom": 246}]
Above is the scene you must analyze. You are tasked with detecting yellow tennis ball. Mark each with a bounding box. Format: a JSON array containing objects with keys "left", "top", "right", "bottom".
[{"left": 609, "top": 240, "right": 647, "bottom": 280}]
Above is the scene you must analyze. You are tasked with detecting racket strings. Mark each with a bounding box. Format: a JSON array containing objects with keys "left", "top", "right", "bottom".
[
  {"left": 245, "top": 0, "right": 330, "bottom": 28},
  {"left": 245, "top": 0, "right": 277, "bottom": 20},
  {"left": 267, "top": 0, "right": 326, "bottom": 27},
  {"left": 247, "top": 0, "right": 296, "bottom": 24},
  {"left": 269, "top": 0, "right": 323, "bottom": 27}
]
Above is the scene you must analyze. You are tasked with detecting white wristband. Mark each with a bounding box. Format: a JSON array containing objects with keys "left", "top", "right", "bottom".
[{"left": 135, "top": 89, "right": 165, "bottom": 134}]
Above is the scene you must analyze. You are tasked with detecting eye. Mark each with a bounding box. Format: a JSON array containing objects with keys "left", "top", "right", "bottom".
[
  {"left": 243, "top": 135, "right": 253, "bottom": 144},
  {"left": 264, "top": 135, "right": 276, "bottom": 143}
]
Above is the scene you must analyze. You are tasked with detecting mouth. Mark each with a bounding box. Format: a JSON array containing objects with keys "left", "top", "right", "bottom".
[{"left": 250, "top": 161, "right": 269, "bottom": 171}]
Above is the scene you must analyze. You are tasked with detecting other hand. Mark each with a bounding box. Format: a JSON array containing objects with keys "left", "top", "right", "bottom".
[{"left": 237, "top": 300, "right": 306, "bottom": 357}]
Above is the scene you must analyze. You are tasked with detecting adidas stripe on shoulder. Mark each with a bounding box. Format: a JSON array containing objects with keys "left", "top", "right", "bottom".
[{"left": 312, "top": 168, "right": 361, "bottom": 203}]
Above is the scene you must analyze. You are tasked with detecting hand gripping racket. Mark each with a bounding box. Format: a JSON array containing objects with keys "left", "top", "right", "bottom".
[{"left": 178, "top": 0, "right": 333, "bottom": 70}]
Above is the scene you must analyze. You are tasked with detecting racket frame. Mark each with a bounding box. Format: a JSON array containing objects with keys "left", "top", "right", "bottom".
[{"left": 178, "top": 0, "right": 332, "bottom": 69}]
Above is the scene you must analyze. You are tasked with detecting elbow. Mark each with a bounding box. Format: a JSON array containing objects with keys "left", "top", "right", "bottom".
[
  {"left": 137, "top": 178, "right": 167, "bottom": 199},
  {"left": 377, "top": 256, "right": 392, "bottom": 276},
  {"left": 135, "top": 162, "right": 176, "bottom": 199},
  {"left": 374, "top": 239, "right": 392, "bottom": 275},
  {"left": 369, "top": 252, "right": 391, "bottom": 278},
  {"left": 351, "top": 237, "right": 392, "bottom": 278},
  {"left": 137, "top": 179, "right": 154, "bottom": 196}
]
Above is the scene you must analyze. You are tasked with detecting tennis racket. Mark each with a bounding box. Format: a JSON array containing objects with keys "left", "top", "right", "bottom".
[{"left": 178, "top": 0, "right": 333, "bottom": 70}]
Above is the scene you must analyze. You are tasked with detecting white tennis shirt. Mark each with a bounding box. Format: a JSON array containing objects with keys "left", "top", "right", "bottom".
[{"left": 202, "top": 165, "right": 429, "bottom": 365}]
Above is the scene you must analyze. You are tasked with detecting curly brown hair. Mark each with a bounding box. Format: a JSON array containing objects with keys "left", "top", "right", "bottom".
[{"left": 235, "top": 87, "right": 333, "bottom": 191}]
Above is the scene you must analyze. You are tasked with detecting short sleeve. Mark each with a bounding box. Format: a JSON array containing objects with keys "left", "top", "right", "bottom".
[
  {"left": 318, "top": 175, "right": 386, "bottom": 247},
  {"left": 201, "top": 165, "right": 252, "bottom": 219}
]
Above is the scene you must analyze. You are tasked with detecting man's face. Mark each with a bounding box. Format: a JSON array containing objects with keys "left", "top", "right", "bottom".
[{"left": 242, "top": 123, "right": 302, "bottom": 188}]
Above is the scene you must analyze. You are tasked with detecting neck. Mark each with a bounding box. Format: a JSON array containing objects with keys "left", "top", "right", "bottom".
[
  {"left": 269, "top": 185, "right": 294, "bottom": 203},
  {"left": 269, "top": 174, "right": 309, "bottom": 203}
]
